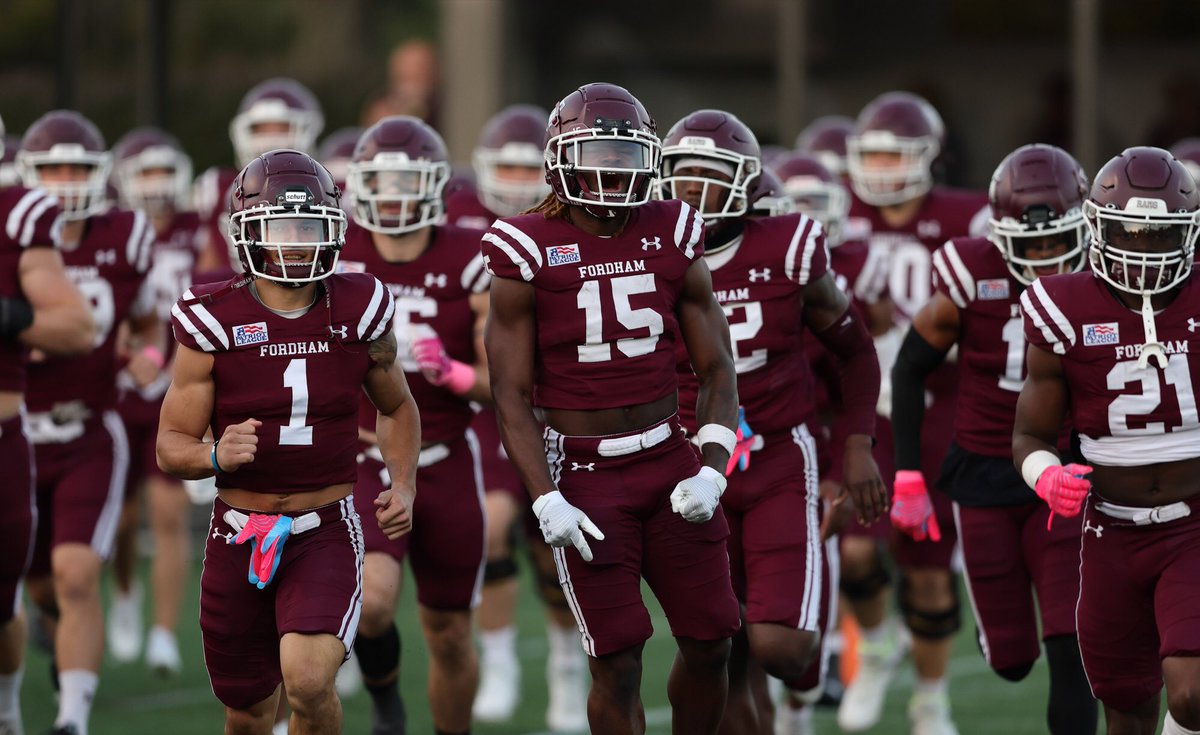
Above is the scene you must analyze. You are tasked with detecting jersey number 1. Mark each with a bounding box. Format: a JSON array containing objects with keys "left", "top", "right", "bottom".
[
  {"left": 280, "top": 358, "right": 313, "bottom": 446},
  {"left": 576, "top": 275, "right": 663, "bottom": 363}
]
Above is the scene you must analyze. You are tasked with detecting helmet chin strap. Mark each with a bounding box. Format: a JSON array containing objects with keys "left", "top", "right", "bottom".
[{"left": 1138, "top": 292, "right": 1168, "bottom": 369}]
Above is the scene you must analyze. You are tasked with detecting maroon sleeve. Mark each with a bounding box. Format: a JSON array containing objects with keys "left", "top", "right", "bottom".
[
  {"left": 1021, "top": 277, "right": 1077, "bottom": 356},
  {"left": 481, "top": 218, "right": 543, "bottom": 282},
  {"left": 1, "top": 187, "right": 64, "bottom": 250},
  {"left": 783, "top": 214, "right": 828, "bottom": 286}
]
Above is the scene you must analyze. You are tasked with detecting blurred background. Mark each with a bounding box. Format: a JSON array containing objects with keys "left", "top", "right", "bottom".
[{"left": 5, "top": 0, "right": 1200, "bottom": 186}]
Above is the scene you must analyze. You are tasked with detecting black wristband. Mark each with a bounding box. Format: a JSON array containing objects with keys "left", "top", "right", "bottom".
[
  {"left": 0, "top": 297, "right": 34, "bottom": 337},
  {"left": 891, "top": 326, "right": 949, "bottom": 471}
]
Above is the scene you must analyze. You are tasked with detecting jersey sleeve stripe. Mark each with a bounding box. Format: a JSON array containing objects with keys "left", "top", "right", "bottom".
[
  {"left": 366, "top": 291, "right": 395, "bottom": 342},
  {"left": 1030, "top": 279, "right": 1076, "bottom": 348},
  {"left": 942, "top": 241, "right": 976, "bottom": 303},
  {"left": 481, "top": 232, "right": 535, "bottom": 282},
  {"left": 6, "top": 189, "right": 45, "bottom": 241},
  {"left": 126, "top": 211, "right": 148, "bottom": 268},
  {"left": 672, "top": 201, "right": 691, "bottom": 248},
  {"left": 799, "top": 219, "right": 824, "bottom": 285},
  {"left": 171, "top": 295, "right": 218, "bottom": 353},
  {"left": 932, "top": 250, "right": 968, "bottom": 309},
  {"left": 356, "top": 277, "right": 387, "bottom": 340},
  {"left": 135, "top": 216, "right": 155, "bottom": 273},
  {"left": 784, "top": 216, "right": 814, "bottom": 284},
  {"left": 491, "top": 220, "right": 543, "bottom": 270},
  {"left": 19, "top": 195, "right": 58, "bottom": 248},
  {"left": 471, "top": 268, "right": 492, "bottom": 294},
  {"left": 682, "top": 207, "right": 702, "bottom": 258},
  {"left": 1020, "top": 287, "right": 1066, "bottom": 355},
  {"left": 460, "top": 252, "right": 488, "bottom": 293},
  {"left": 183, "top": 289, "right": 230, "bottom": 350}
]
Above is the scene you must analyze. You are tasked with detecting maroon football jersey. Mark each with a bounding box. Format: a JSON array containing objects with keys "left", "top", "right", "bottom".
[
  {"left": 340, "top": 222, "right": 490, "bottom": 445},
  {"left": 676, "top": 214, "right": 828, "bottom": 434},
  {"left": 171, "top": 272, "right": 395, "bottom": 492},
  {"left": 26, "top": 208, "right": 155, "bottom": 421},
  {"left": 482, "top": 200, "right": 704, "bottom": 410},
  {"left": 1022, "top": 272, "right": 1200, "bottom": 467},
  {"left": 0, "top": 186, "right": 63, "bottom": 392},
  {"left": 444, "top": 185, "right": 498, "bottom": 232},
  {"left": 932, "top": 237, "right": 1027, "bottom": 457},
  {"left": 193, "top": 166, "right": 238, "bottom": 271},
  {"left": 845, "top": 186, "right": 988, "bottom": 320}
]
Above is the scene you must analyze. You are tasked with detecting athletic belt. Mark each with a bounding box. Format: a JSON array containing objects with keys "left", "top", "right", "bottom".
[
  {"left": 596, "top": 422, "right": 672, "bottom": 457},
  {"left": 223, "top": 508, "right": 322, "bottom": 535},
  {"left": 360, "top": 442, "right": 450, "bottom": 468},
  {"left": 1094, "top": 500, "right": 1192, "bottom": 525}
]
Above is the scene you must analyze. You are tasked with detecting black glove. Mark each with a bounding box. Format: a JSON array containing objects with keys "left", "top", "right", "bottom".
[{"left": 0, "top": 297, "right": 34, "bottom": 338}]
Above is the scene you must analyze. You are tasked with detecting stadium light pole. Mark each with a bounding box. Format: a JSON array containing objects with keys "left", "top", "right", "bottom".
[
  {"left": 1071, "top": 0, "right": 1099, "bottom": 173},
  {"left": 777, "top": 0, "right": 807, "bottom": 146},
  {"left": 439, "top": 0, "right": 504, "bottom": 164}
]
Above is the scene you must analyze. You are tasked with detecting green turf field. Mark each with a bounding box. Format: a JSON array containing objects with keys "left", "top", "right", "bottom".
[{"left": 21, "top": 552, "right": 1108, "bottom": 734}]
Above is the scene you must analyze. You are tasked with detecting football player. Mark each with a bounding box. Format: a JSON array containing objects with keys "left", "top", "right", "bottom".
[
  {"left": 795, "top": 115, "right": 855, "bottom": 181},
  {"left": 0, "top": 113, "right": 95, "bottom": 735},
  {"left": 659, "top": 110, "right": 884, "bottom": 734},
  {"left": 107, "top": 127, "right": 204, "bottom": 678},
  {"left": 158, "top": 148, "right": 419, "bottom": 734},
  {"left": 16, "top": 110, "right": 160, "bottom": 735},
  {"left": 891, "top": 144, "right": 1098, "bottom": 734},
  {"left": 839, "top": 91, "right": 989, "bottom": 735},
  {"left": 340, "top": 116, "right": 489, "bottom": 735},
  {"left": 1015, "top": 146, "right": 1200, "bottom": 735}
]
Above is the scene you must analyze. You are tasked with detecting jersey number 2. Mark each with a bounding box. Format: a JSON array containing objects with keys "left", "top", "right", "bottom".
[
  {"left": 1107, "top": 354, "right": 1199, "bottom": 434},
  {"left": 280, "top": 358, "right": 313, "bottom": 446}
]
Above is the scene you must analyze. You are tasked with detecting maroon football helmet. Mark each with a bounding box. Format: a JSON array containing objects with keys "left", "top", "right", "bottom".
[
  {"left": 17, "top": 110, "right": 112, "bottom": 220},
  {"left": 472, "top": 104, "right": 552, "bottom": 217},
  {"left": 112, "top": 127, "right": 193, "bottom": 215},
  {"left": 772, "top": 153, "right": 849, "bottom": 244},
  {"left": 795, "top": 115, "right": 855, "bottom": 178},
  {"left": 229, "top": 149, "right": 345, "bottom": 285},
  {"left": 316, "top": 126, "right": 364, "bottom": 194},
  {"left": 987, "top": 144, "right": 1088, "bottom": 285},
  {"left": 347, "top": 115, "right": 449, "bottom": 235},
  {"left": 1085, "top": 146, "right": 1200, "bottom": 297},
  {"left": 230, "top": 78, "right": 324, "bottom": 168},
  {"left": 846, "top": 92, "right": 944, "bottom": 206},
  {"left": 1170, "top": 137, "right": 1200, "bottom": 184},
  {"left": 544, "top": 82, "right": 660, "bottom": 218},
  {"left": 749, "top": 169, "right": 795, "bottom": 218},
  {"left": 660, "top": 109, "right": 761, "bottom": 223}
]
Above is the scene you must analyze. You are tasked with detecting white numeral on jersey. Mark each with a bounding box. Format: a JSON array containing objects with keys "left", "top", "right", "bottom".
[
  {"left": 1106, "top": 354, "right": 1199, "bottom": 435},
  {"left": 723, "top": 302, "right": 767, "bottom": 374},
  {"left": 75, "top": 277, "right": 115, "bottom": 348},
  {"left": 392, "top": 295, "right": 439, "bottom": 372},
  {"left": 885, "top": 240, "right": 932, "bottom": 319},
  {"left": 998, "top": 316, "right": 1025, "bottom": 392},
  {"left": 575, "top": 274, "right": 663, "bottom": 363},
  {"left": 280, "top": 358, "right": 313, "bottom": 446}
]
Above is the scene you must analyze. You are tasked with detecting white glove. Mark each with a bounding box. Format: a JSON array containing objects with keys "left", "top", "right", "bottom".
[
  {"left": 182, "top": 476, "right": 218, "bottom": 505},
  {"left": 531, "top": 490, "right": 605, "bottom": 562},
  {"left": 670, "top": 466, "right": 727, "bottom": 523}
]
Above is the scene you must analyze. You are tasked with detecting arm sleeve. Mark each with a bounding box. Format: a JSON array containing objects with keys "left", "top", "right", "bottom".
[{"left": 891, "top": 326, "right": 950, "bottom": 471}]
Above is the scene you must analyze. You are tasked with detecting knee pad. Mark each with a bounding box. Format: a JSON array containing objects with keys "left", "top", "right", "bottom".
[
  {"left": 483, "top": 557, "right": 518, "bottom": 584},
  {"left": 840, "top": 554, "right": 891, "bottom": 601},
  {"left": 354, "top": 623, "right": 400, "bottom": 680},
  {"left": 536, "top": 568, "right": 569, "bottom": 611},
  {"left": 898, "top": 578, "right": 961, "bottom": 640}
]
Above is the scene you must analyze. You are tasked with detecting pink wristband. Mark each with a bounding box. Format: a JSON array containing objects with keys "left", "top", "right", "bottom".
[
  {"left": 140, "top": 345, "right": 166, "bottom": 370},
  {"left": 444, "top": 360, "right": 476, "bottom": 395}
]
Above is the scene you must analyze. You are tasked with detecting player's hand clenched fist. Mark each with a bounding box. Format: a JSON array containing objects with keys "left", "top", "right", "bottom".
[
  {"left": 670, "top": 466, "right": 727, "bottom": 523},
  {"left": 216, "top": 419, "right": 262, "bottom": 473},
  {"left": 376, "top": 484, "right": 415, "bottom": 540}
]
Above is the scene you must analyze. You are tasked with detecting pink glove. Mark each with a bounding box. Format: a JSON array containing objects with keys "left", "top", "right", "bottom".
[
  {"left": 411, "top": 334, "right": 475, "bottom": 395},
  {"left": 890, "top": 470, "right": 941, "bottom": 542},
  {"left": 1035, "top": 463, "right": 1092, "bottom": 528}
]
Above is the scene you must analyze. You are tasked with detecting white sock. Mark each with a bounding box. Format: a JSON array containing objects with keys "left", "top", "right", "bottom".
[
  {"left": 1164, "top": 712, "right": 1200, "bottom": 734},
  {"left": 546, "top": 622, "right": 582, "bottom": 669},
  {"left": 0, "top": 668, "right": 22, "bottom": 720},
  {"left": 479, "top": 626, "right": 517, "bottom": 664},
  {"left": 859, "top": 620, "right": 890, "bottom": 646},
  {"left": 56, "top": 669, "right": 98, "bottom": 735},
  {"left": 915, "top": 677, "right": 947, "bottom": 697}
]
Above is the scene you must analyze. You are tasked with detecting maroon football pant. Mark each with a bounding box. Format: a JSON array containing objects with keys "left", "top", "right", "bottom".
[
  {"left": 1076, "top": 494, "right": 1200, "bottom": 711},
  {"left": 544, "top": 415, "right": 740, "bottom": 657},
  {"left": 200, "top": 495, "right": 364, "bottom": 710},
  {"left": 353, "top": 430, "right": 487, "bottom": 611},
  {"left": 0, "top": 414, "right": 35, "bottom": 622},
  {"left": 954, "top": 500, "right": 1081, "bottom": 673}
]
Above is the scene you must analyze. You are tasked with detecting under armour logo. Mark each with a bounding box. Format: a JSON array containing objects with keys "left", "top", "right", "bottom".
[
  {"left": 748, "top": 268, "right": 771, "bottom": 282},
  {"left": 1084, "top": 520, "right": 1103, "bottom": 538},
  {"left": 329, "top": 325, "right": 349, "bottom": 339},
  {"left": 571, "top": 462, "right": 595, "bottom": 472},
  {"left": 425, "top": 273, "right": 448, "bottom": 288},
  {"left": 96, "top": 249, "right": 117, "bottom": 265},
  {"left": 641, "top": 237, "right": 662, "bottom": 251},
  {"left": 212, "top": 528, "right": 233, "bottom": 543},
  {"left": 1189, "top": 317, "right": 1200, "bottom": 333}
]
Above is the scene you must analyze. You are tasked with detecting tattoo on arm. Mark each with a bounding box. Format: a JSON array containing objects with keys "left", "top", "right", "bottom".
[{"left": 369, "top": 331, "right": 397, "bottom": 368}]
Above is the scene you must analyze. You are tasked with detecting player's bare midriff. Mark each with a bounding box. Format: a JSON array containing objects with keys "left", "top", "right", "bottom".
[
  {"left": 1091, "top": 455, "right": 1200, "bottom": 507},
  {"left": 543, "top": 392, "right": 677, "bottom": 438},
  {"left": 217, "top": 482, "right": 354, "bottom": 514},
  {"left": 0, "top": 392, "right": 22, "bottom": 422}
]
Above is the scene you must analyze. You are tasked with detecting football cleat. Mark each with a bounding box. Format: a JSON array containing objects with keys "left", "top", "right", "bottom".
[
  {"left": 145, "top": 627, "right": 182, "bottom": 677},
  {"left": 472, "top": 649, "right": 519, "bottom": 723},
  {"left": 908, "top": 690, "right": 959, "bottom": 735},
  {"left": 546, "top": 650, "right": 588, "bottom": 732},
  {"left": 107, "top": 584, "right": 143, "bottom": 663},
  {"left": 837, "top": 619, "right": 910, "bottom": 732}
]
